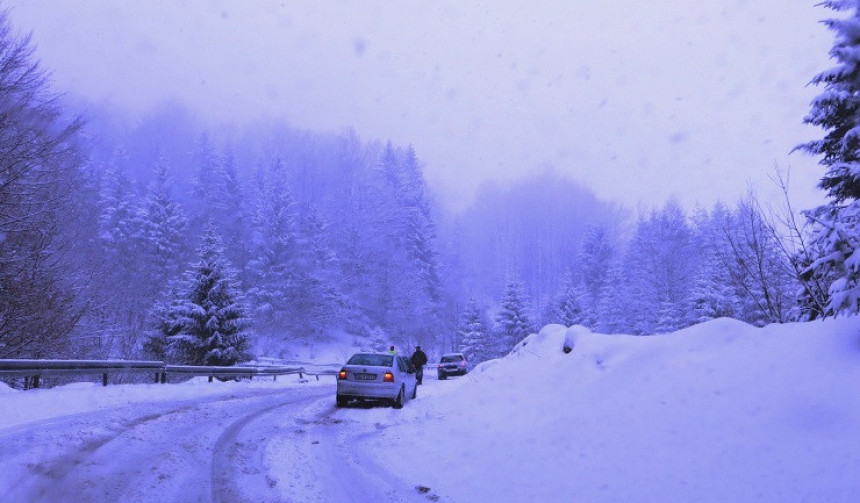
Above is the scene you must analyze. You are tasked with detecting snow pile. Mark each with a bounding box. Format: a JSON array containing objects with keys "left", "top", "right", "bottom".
[{"left": 363, "top": 317, "right": 860, "bottom": 503}]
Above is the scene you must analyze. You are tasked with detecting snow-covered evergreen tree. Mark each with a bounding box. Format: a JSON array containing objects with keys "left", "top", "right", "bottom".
[
  {"left": 795, "top": 0, "right": 860, "bottom": 316},
  {"left": 246, "top": 158, "right": 300, "bottom": 340},
  {"left": 143, "top": 284, "right": 184, "bottom": 361},
  {"left": 688, "top": 204, "right": 740, "bottom": 324},
  {"left": 548, "top": 270, "right": 587, "bottom": 327},
  {"left": 368, "top": 327, "right": 389, "bottom": 352},
  {"left": 164, "top": 225, "right": 252, "bottom": 366},
  {"left": 457, "top": 297, "right": 491, "bottom": 364},
  {"left": 369, "top": 143, "right": 445, "bottom": 344},
  {"left": 493, "top": 277, "right": 534, "bottom": 355},
  {"left": 689, "top": 250, "right": 739, "bottom": 323},
  {"left": 189, "top": 132, "right": 221, "bottom": 233},
  {"left": 98, "top": 157, "right": 140, "bottom": 251},
  {"left": 578, "top": 225, "right": 616, "bottom": 325},
  {"left": 290, "top": 206, "right": 347, "bottom": 342},
  {"left": 623, "top": 201, "right": 697, "bottom": 334},
  {"left": 95, "top": 157, "right": 156, "bottom": 355},
  {"left": 622, "top": 215, "right": 660, "bottom": 335},
  {"left": 596, "top": 261, "right": 628, "bottom": 334},
  {"left": 215, "top": 149, "right": 251, "bottom": 287},
  {"left": 138, "top": 154, "right": 188, "bottom": 286}
]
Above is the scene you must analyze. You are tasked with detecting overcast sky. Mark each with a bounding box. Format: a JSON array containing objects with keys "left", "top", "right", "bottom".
[{"left": 5, "top": 0, "right": 835, "bottom": 213}]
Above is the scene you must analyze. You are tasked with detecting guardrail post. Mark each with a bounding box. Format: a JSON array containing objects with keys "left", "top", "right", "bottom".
[
  {"left": 299, "top": 371, "right": 304, "bottom": 379},
  {"left": 208, "top": 375, "right": 213, "bottom": 383},
  {"left": 34, "top": 375, "right": 40, "bottom": 389},
  {"left": 102, "top": 373, "right": 109, "bottom": 386}
]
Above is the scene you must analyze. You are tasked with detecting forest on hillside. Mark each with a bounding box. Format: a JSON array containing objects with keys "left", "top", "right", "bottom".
[{"left": 1, "top": 6, "right": 856, "bottom": 367}]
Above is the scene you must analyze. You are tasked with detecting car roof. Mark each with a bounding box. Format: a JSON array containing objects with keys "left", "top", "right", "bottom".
[{"left": 441, "top": 352, "right": 464, "bottom": 357}]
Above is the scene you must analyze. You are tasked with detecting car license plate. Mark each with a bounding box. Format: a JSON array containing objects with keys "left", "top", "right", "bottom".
[{"left": 355, "top": 373, "right": 376, "bottom": 380}]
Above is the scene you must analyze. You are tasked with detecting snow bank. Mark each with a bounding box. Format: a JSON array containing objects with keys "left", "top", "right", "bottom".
[
  {"left": 0, "top": 375, "right": 328, "bottom": 430},
  {"left": 365, "top": 317, "right": 860, "bottom": 503}
]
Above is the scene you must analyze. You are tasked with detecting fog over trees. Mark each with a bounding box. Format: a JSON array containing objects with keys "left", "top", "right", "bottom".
[{"left": 0, "top": 6, "right": 855, "bottom": 365}]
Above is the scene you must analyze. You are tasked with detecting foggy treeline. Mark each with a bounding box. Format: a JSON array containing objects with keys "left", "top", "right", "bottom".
[{"left": 0, "top": 14, "right": 820, "bottom": 365}]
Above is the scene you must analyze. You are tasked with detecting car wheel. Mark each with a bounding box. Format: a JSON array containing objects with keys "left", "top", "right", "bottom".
[
  {"left": 336, "top": 394, "right": 348, "bottom": 408},
  {"left": 438, "top": 373, "right": 447, "bottom": 380},
  {"left": 392, "top": 387, "right": 404, "bottom": 409}
]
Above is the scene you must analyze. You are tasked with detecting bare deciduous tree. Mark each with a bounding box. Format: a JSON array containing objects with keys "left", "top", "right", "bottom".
[{"left": 0, "top": 11, "right": 87, "bottom": 357}]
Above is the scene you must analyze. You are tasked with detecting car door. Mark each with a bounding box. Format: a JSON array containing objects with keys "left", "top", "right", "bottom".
[{"left": 396, "top": 356, "right": 417, "bottom": 400}]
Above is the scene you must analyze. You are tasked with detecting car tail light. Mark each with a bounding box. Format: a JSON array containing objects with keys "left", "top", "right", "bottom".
[
  {"left": 438, "top": 364, "right": 443, "bottom": 368},
  {"left": 338, "top": 370, "right": 348, "bottom": 380},
  {"left": 459, "top": 361, "right": 466, "bottom": 367},
  {"left": 383, "top": 372, "right": 394, "bottom": 382}
]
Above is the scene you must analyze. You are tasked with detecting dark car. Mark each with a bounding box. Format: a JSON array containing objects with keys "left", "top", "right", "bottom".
[{"left": 437, "top": 352, "right": 469, "bottom": 380}]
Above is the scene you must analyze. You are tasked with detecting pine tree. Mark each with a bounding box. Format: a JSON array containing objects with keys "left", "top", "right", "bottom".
[
  {"left": 623, "top": 201, "right": 697, "bottom": 334},
  {"left": 290, "top": 205, "right": 347, "bottom": 341},
  {"left": 143, "top": 284, "right": 184, "bottom": 361},
  {"left": 457, "top": 297, "right": 491, "bottom": 364},
  {"left": 368, "top": 327, "right": 389, "bottom": 352},
  {"left": 595, "top": 261, "right": 628, "bottom": 333},
  {"left": 246, "top": 158, "right": 300, "bottom": 339},
  {"left": 369, "top": 143, "right": 444, "bottom": 342},
  {"left": 215, "top": 149, "right": 251, "bottom": 287},
  {"left": 493, "top": 277, "right": 534, "bottom": 355},
  {"left": 548, "top": 270, "right": 587, "bottom": 327},
  {"left": 689, "top": 203, "right": 740, "bottom": 324},
  {"left": 189, "top": 132, "right": 221, "bottom": 232},
  {"left": 623, "top": 215, "right": 660, "bottom": 334},
  {"left": 795, "top": 1, "right": 860, "bottom": 316},
  {"left": 138, "top": 154, "right": 188, "bottom": 286},
  {"left": 578, "top": 225, "right": 616, "bottom": 325},
  {"left": 98, "top": 158, "right": 139, "bottom": 251},
  {"left": 96, "top": 158, "right": 153, "bottom": 354},
  {"left": 165, "top": 225, "right": 252, "bottom": 366},
  {"left": 689, "top": 250, "right": 739, "bottom": 323}
]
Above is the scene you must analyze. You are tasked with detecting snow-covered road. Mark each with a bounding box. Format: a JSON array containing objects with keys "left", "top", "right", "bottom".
[{"left": 0, "top": 384, "right": 434, "bottom": 503}]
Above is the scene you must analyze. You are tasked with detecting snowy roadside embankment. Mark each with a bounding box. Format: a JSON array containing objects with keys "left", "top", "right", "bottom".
[
  {"left": 0, "top": 375, "right": 329, "bottom": 430},
  {"left": 361, "top": 317, "right": 859, "bottom": 503}
]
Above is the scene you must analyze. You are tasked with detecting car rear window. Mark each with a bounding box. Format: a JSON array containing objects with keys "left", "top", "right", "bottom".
[
  {"left": 347, "top": 354, "right": 394, "bottom": 366},
  {"left": 441, "top": 355, "right": 463, "bottom": 363}
]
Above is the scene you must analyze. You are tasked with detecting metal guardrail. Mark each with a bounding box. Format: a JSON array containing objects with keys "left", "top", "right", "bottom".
[{"left": 0, "top": 359, "right": 336, "bottom": 389}]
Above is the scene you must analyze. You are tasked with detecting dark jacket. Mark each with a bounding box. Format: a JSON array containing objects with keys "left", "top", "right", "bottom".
[{"left": 410, "top": 349, "right": 428, "bottom": 368}]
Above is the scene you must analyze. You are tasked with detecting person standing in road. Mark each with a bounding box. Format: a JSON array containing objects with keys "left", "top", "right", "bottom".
[{"left": 410, "top": 345, "right": 428, "bottom": 385}]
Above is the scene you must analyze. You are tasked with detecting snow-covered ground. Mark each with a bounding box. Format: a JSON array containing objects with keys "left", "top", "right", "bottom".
[{"left": 1, "top": 317, "right": 858, "bottom": 502}]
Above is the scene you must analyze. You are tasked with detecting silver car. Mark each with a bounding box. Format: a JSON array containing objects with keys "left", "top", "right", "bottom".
[
  {"left": 437, "top": 352, "right": 470, "bottom": 380},
  {"left": 336, "top": 352, "right": 418, "bottom": 408}
]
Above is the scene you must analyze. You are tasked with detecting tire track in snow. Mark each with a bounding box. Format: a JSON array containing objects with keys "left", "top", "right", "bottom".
[
  {"left": 0, "top": 387, "right": 328, "bottom": 503},
  {"left": 209, "top": 392, "right": 326, "bottom": 503}
]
